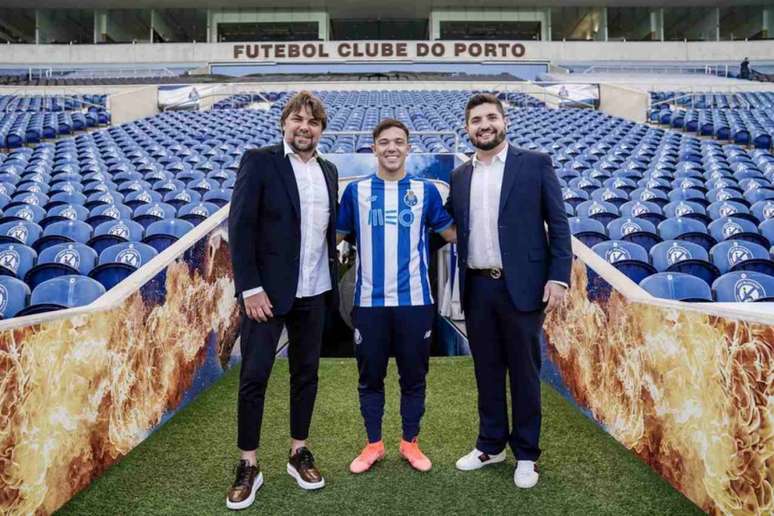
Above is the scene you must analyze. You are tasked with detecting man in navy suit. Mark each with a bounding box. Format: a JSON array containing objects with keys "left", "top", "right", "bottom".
[
  {"left": 226, "top": 91, "right": 338, "bottom": 509},
  {"left": 447, "top": 93, "right": 572, "bottom": 488}
]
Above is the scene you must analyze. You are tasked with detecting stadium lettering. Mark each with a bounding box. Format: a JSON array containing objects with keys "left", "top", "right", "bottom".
[
  {"left": 233, "top": 43, "right": 331, "bottom": 59},
  {"left": 233, "top": 41, "right": 525, "bottom": 60},
  {"left": 453, "top": 42, "right": 525, "bottom": 58}
]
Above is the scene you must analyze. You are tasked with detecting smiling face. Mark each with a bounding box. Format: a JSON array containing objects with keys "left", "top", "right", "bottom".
[
  {"left": 282, "top": 105, "right": 323, "bottom": 155},
  {"left": 465, "top": 102, "right": 507, "bottom": 151},
  {"left": 373, "top": 126, "right": 410, "bottom": 176}
]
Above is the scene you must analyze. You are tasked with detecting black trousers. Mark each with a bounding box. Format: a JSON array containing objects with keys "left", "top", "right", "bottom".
[
  {"left": 237, "top": 293, "right": 326, "bottom": 451},
  {"left": 464, "top": 273, "right": 545, "bottom": 461}
]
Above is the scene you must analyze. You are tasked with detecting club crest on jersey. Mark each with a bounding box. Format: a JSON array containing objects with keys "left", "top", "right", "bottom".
[{"left": 403, "top": 190, "right": 418, "bottom": 207}]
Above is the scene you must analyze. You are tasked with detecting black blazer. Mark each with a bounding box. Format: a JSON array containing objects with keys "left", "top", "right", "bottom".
[
  {"left": 228, "top": 144, "right": 339, "bottom": 315},
  {"left": 446, "top": 145, "right": 572, "bottom": 312}
]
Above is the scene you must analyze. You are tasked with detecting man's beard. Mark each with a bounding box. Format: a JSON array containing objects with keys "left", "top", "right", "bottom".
[
  {"left": 472, "top": 128, "right": 506, "bottom": 151},
  {"left": 289, "top": 132, "right": 315, "bottom": 153}
]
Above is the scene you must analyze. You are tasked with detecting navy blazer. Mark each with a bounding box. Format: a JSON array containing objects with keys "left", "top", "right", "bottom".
[
  {"left": 446, "top": 145, "right": 572, "bottom": 312},
  {"left": 228, "top": 144, "right": 339, "bottom": 315}
]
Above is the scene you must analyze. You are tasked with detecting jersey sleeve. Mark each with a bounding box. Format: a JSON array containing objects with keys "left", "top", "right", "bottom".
[
  {"left": 336, "top": 182, "right": 355, "bottom": 235},
  {"left": 425, "top": 182, "right": 453, "bottom": 233}
]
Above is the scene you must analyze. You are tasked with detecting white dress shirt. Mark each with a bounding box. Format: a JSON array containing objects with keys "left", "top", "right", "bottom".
[
  {"left": 242, "top": 141, "right": 332, "bottom": 300},
  {"left": 467, "top": 144, "right": 568, "bottom": 289}
]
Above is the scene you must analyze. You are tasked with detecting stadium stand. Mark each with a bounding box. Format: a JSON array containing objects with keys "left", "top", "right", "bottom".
[{"left": 0, "top": 86, "right": 772, "bottom": 316}]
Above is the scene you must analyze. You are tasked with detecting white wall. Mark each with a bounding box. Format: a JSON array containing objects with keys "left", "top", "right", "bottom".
[
  {"left": 598, "top": 83, "right": 648, "bottom": 123},
  {"left": 0, "top": 40, "right": 772, "bottom": 66},
  {"left": 108, "top": 85, "right": 158, "bottom": 124}
]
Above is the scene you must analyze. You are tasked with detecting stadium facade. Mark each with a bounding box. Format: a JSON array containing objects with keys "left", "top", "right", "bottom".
[{"left": 0, "top": 2, "right": 771, "bottom": 47}]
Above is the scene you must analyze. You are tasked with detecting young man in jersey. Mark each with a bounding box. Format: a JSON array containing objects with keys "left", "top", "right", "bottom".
[{"left": 336, "top": 119, "right": 456, "bottom": 473}]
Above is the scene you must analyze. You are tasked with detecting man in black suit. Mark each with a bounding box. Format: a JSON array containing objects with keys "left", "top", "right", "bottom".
[
  {"left": 226, "top": 91, "right": 338, "bottom": 510},
  {"left": 447, "top": 93, "right": 572, "bottom": 488}
]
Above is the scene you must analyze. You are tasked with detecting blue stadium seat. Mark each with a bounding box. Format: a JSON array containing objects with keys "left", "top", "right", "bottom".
[
  {"left": 663, "top": 200, "right": 711, "bottom": 226},
  {"left": 0, "top": 276, "right": 30, "bottom": 318},
  {"left": 568, "top": 217, "right": 607, "bottom": 247},
  {"left": 202, "top": 188, "right": 231, "bottom": 207},
  {"left": 712, "top": 271, "right": 774, "bottom": 302},
  {"left": 0, "top": 220, "right": 43, "bottom": 246},
  {"left": 34, "top": 220, "right": 93, "bottom": 252},
  {"left": 591, "top": 240, "right": 656, "bottom": 283},
  {"left": 25, "top": 242, "right": 98, "bottom": 290},
  {"left": 759, "top": 219, "right": 774, "bottom": 250},
  {"left": 607, "top": 217, "right": 661, "bottom": 251},
  {"left": 657, "top": 217, "right": 716, "bottom": 251},
  {"left": 751, "top": 200, "right": 774, "bottom": 223},
  {"left": 17, "top": 275, "right": 106, "bottom": 316},
  {"left": 709, "top": 240, "right": 774, "bottom": 275},
  {"left": 89, "top": 242, "right": 158, "bottom": 290},
  {"left": 639, "top": 272, "right": 713, "bottom": 302},
  {"left": 650, "top": 240, "right": 720, "bottom": 286},
  {"left": 87, "top": 219, "right": 145, "bottom": 254},
  {"left": 86, "top": 203, "right": 133, "bottom": 227},
  {"left": 142, "top": 218, "right": 195, "bottom": 252},
  {"left": 0, "top": 242, "right": 37, "bottom": 279},
  {"left": 575, "top": 200, "right": 619, "bottom": 226},
  {"left": 619, "top": 200, "right": 665, "bottom": 226},
  {"left": 708, "top": 217, "right": 769, "bottom": 248},
  {"left": 178, "top": 201, "right": 220, "bottom": 226},
  {"left": 0, "top": 204, "right": 47, "bottom": 225}
]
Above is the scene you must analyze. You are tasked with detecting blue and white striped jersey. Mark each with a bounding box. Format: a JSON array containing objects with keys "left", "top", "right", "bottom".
[{"left": 337, "top": 175, "right": 452, "bottom": 307}]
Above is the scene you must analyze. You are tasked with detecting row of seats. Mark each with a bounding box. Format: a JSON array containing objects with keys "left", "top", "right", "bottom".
[
  {"left": 1, "top": 88, "right": 773, "bottom": 317},
  {"left": 650, "top": 108, "right": 773, "bottom": 148},
  {"left": 651, "top": 91, "right": 774, "bottom": 110},
  {"left": 639, "top": 271, "right": 774, "bottom": 302},
  {"left": 0, "top": 94, "right": 108, "bottom": 112},
  {"left": 649, "top": 91, "right": 774, "bottom": 149},
  {"left": 1, "top": 110, "right": 111, "bottom": 148}
]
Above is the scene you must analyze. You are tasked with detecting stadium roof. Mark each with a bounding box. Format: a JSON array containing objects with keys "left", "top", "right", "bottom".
[{"left": 9, "top": 0, "right": 765, "bottom": 16}]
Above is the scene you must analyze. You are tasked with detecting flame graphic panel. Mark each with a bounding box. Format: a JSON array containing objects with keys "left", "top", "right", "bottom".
[
  {"left": 0, "top": 223, "right": 241, "bottom": 515},
  {"left": 544, "top": 259, "right": 774, "bottom": 516}
]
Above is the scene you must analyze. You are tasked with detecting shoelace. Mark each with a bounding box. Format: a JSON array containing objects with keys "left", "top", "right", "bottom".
[
  {"left": 233, "top": 461, "right": 253, "bottom": 487},
  {"left": 297, "top": 448, "right": 315, "bottom": 468}
]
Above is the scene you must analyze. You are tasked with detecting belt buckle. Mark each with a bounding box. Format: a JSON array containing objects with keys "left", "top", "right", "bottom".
[{"left": 489, "top": 268, "right": 502, "bottom": 279}]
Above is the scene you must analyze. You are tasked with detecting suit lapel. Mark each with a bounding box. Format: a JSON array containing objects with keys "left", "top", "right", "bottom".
[
  {"left": 498, "top": 146, "right": 523, "bottom": 216},
  {"left": 275, "top": 146, "right": 301, "bottom": 220}
]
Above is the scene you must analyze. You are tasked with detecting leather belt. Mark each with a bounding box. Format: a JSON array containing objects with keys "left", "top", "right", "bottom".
[{"left": 467, "top": 268, "right": 503, "bottom": 279}]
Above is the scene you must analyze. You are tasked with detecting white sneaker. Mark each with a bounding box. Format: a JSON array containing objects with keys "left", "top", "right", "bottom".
[
  {"left": 514, "top": 460, "right": 539, "bottom": 488},
  {"left": 455, "top": 448, "right": 506, "bottom": 471}
]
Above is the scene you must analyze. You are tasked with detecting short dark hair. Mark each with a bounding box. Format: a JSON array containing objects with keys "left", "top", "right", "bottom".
[
  {"left": 464, "top": 93, "right": 505, "bottom": 123},
  {"left": 372, "top": 118, "right": 410, "bottom": 141},
  {"left": 280, "top": 90, "right": 327, "bottom": 130}
]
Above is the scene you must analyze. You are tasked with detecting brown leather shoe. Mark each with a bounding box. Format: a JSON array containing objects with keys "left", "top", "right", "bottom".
[
  {"left": 226, "top": 460, "right": 263, "bottom": 510},
  {"left": 287, "top": 447, "right": 325, "bottom": 490}
]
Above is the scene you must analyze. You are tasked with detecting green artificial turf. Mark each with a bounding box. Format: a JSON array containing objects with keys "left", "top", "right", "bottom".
[{"left": 60, "top": 357, "right": 701, "bottom": 515}]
